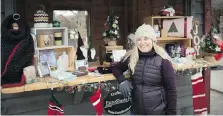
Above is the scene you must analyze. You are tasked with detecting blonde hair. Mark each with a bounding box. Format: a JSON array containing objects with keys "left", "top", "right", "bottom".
[{"left": 122, "top": 41, "right": 172, "bottom": 74}]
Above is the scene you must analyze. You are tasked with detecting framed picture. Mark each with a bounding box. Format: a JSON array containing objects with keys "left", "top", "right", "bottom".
[
  {"left": 37, "top": 62, "right": 50, "bottom": 77},
  {"left": 76, "top": 59, "right": 88, "bottom": 71},
  {"left": 39, "top": 49, "right": 57, "bottom": 67}
]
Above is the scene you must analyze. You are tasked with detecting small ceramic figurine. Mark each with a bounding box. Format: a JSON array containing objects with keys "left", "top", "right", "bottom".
[
  {"left": 80, "top": 46, "right": 88, "bottom": 59},
  {"left": 90, "top": 48, "right": 96, "bottom": 60}
]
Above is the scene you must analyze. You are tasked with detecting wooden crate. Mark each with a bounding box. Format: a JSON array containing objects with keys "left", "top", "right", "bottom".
[
  {"left": 99, "top": 45, "right": 123, "bottom": 65},
  {"left": 36, "top": 46, "right": 76, "bottom": 72},
  {"left": 146, "top": 16, "right": 192, "bottom": 49}
]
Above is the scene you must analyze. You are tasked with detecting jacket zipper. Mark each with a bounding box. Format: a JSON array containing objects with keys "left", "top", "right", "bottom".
[{"left": 140, "top": 58, "right": 147, "bottom": 114}]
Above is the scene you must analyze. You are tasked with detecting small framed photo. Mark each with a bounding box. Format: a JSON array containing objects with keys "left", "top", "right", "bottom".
[{"left": 37, "top": 62, "right": 50, "bottom": 77}]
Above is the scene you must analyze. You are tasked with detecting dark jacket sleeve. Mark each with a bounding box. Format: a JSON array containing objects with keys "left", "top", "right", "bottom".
[
  {"left": 112, "top": 59, "right": 129, "bottom": 84},
  {"left": 162, "top": 59, "right": 177, "bottom": 115}
]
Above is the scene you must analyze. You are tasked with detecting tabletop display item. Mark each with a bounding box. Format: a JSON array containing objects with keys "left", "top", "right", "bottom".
[
  {"left": 200, "top": 26, "right": 223, "bottom": 55},
  {"left": 39, "top": 49, "right": 57, "bottom": 68},
  {"left": 37, "top": 34, "right": 54, "bottom": 48},
  {"left": 23, "top": 66, "right": 37, "bottom": 84},
  {"left": 163, "top": 16, "right": 193, "bottom": 38},
  {"left": 37, "top": 62, "right": 50, "bottom": 77},
  {"left": 57, "top": 52, "right": 69, "bottom": 71},
  {"left": 34, "top": 10, "right": 49, "bottom": 28},
  {"left": 53, "top": 20, "right": 61, "bottom": 27},
  {"left": 54, "top": 32, "right": 63, "bottom": 45},
  {"left": 102, "top": 10, "right": 120, "bottom": 46},
  {"left": 159, "top": 5, "right": 175, "bottom": 16}
]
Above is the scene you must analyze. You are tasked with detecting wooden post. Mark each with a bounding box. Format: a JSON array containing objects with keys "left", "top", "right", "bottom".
[
  {"left": 124, "top": 0, "right": 128, "bottom": 48},
  {"left": 132, "top": 0, "right": 137, "bottom": 32},
  {"left": 203, "top": 67, "right": 211, "bottom": 114},
  {"left": 204, "top": 0, "right": 212, "bottom": 34}
]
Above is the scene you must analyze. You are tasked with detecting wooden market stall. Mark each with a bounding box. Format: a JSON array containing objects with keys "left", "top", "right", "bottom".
[{"left": 1, "top": 0, "right": 218, "bottom": 115}]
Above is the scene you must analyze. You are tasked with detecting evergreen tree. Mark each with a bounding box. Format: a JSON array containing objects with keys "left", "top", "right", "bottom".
[
  {"left": 201, "top": 26, "right": 221, "bottom": 53},
  {"left": 102, "top": 10, "right": 120, "bottom": 40}
]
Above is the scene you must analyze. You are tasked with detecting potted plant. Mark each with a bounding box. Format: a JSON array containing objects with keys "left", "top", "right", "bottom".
[{"left": 102, "top": 10, "right": 120, "bottom": 46}]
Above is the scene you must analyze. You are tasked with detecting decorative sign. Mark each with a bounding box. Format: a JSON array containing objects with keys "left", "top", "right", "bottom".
[
  {"left": 104, "top": 89, "right": 131, "bottom": 115},
  {"left": 191, "top": 19, "right": 201, "bottom": 56}
]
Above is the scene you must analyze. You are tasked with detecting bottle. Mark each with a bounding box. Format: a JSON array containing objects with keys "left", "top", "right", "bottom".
[
  {"left": 57, "top": 55, "right": 64, "bottom": 71},
  {"left": 62, "top": 52, "right": 69, "bottom": 71}
]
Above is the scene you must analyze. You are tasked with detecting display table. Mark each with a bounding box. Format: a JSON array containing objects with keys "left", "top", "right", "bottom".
[
  {"left": 1, "top": 58, "right": 218, "bottom": 94},
  {"left": 1, "top": 59, "right": 219, "bottom": 115}
]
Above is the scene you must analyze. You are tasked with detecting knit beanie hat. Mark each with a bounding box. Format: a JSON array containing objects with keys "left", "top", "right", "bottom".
[{"left": 134, "top": 24, "right": 157, "bottom": 43}]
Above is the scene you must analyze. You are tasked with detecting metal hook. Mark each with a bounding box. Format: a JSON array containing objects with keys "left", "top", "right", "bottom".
[{"left": 13, "top": 13, "right": 20, "bottom": 21}]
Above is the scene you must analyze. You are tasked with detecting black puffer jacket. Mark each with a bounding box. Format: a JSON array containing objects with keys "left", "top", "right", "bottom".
[{"left": 112, "top": 50, "right": 177, "bottom": 115}]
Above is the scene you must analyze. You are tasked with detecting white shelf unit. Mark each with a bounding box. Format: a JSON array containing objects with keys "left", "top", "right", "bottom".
[{"left": 31, "top": 27, "right": 69, "bottom": 48}]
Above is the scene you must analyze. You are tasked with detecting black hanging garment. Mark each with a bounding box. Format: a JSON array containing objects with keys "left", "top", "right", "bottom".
[
  {"left": 1, "top": 14, "right": 34, "bottom": 88},
  {"left": 76, "top": 32, "right": 85, "bottom": 60}
]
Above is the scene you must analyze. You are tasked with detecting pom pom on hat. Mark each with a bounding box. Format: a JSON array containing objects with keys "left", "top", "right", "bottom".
[{"left": 133, "top": 24, "right": 157, "bottom": 43}]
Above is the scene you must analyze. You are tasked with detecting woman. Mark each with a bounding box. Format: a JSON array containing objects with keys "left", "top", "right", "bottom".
[{"left": 112, "top": 24, "right": 177, "bottom": 115}]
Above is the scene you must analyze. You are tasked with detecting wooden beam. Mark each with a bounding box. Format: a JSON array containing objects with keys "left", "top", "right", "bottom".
[
  {"left": 132, "top": 0, "right": 137, "bottom": 32},
  {"left": 204, "top": 0, "right": 212, "bottom": 33},
  {"left": 203, "top": 67, "right": 211, "bottom": 114},
  {"left": 124, "top": 0, "right": 128, "bottom": 48}
]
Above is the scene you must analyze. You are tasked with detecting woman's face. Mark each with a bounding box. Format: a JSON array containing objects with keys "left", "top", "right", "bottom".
[{"left": 136, "top": 36, "right": 153, "bottom": 53}]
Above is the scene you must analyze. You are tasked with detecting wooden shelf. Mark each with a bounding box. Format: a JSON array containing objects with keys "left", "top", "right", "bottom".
[
  {"left": 36, "top": 45, "right": 74, "bottom": 50},
  {"left": 157, "top": 37, "right": 191, "bottom": 41},
  {"left": 150, "top": 16, "right": 185, "bottom": 19}
]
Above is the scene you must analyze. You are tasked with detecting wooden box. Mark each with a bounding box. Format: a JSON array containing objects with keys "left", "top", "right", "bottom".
[
  {"left": 36, "top": 46, "right": 76, "bottom": 72},
  {"left": 99, "top": 45, "right": 123, "bottom": 65},
  {"left": 147, "top": 16, "right": 192, "bottom": 49}
]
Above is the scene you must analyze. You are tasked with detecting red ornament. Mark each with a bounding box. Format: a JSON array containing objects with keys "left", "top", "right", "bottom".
[{"left": 214, "top": 43, "right": 223, "bottom": 61}]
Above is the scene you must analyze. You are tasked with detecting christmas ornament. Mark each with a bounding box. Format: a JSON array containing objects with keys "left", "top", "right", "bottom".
[{"left": 159, "top": 5, "right": 175, "bottom": 16}]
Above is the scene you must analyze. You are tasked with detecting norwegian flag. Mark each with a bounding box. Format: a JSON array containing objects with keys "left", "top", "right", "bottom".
[{"left": 191, "top": 71, "right": 208, "bottom": 115}]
